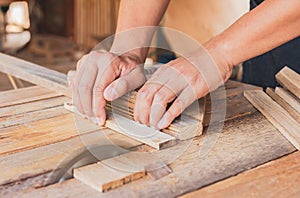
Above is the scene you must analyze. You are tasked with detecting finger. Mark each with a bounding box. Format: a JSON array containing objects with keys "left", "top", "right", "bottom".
[
  {"left": 77, "top": 62, "right": 98, "bottom": 117},
  {"left": 157, "top": 86, "right": 197, "bottom": 129},
  {"left": 104, "top": 66, "right": 146, "bottom": 101},
  {"left": 93, "top": 61, "right": 119, "bottom": 125},
  {"left": 134, "top": 82, "right": 164, "bottom": 125},
  {"left": 149, "top": 86, "right": 177, "bottom": 129},
  {"left": 73, "top": 56, "right": 89, "bottom": 114}
]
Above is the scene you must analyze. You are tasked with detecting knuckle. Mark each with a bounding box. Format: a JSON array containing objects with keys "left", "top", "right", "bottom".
[{"left": 78, "top": 84, "right": 93, "bottom": 92}]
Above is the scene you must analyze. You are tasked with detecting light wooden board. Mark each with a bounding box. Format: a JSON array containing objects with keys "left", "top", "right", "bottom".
[
  {"left": 0, "top": 96, "right": 70, "bottom": 128},
  {"left": 275, "top": 87, "right": 300, "bottom": 114},
  {"left": 0, "top": 53, "right": 70, "bottom": 97},
  {"left": 0, "top": 86, "right": 61, "bottom": 108},
  {"left": 276, "top": 66, "right": 300, "bottom": 99},
  {"left": 74, "top": 162, "right": 145, "bottom": 193},
  {"left": 11, "top": 113, "right": 296, "bottom": 197},
  {"left": 181, "top": 151, "right": 300, "bottom": 198},
  {"left": 244, "top": 90, "right": 300, "bottom": 150},
  {"left": 266, "top": 88, "right": 300, "bottom": 123},
  {"left": 0, "top": 113, "right": 101, "bottom": 156},
  {"left": 64, "top": 103, "right": 176, "bottom": 150}
]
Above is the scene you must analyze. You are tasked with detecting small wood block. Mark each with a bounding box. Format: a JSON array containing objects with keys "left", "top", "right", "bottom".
[
  {"left": 266, "top": 88, "right": 300, "bottom": 123},
  {"left": 74, "top": 162, "right": 145, "bottom": 193},
  {"left": 276, "top": 66, "right": 300, "bottom": 99},
  {"left": 275, "top": 87, "right": 300, "bottom": 114},
  {"left": 244, "top": 90, "right": 300, "bottom": 150},
  {"left": 64, "top": 102, "right": 176, "bottom": 150}
]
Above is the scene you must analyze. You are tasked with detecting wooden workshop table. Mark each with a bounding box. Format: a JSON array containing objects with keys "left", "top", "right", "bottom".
[{"left": 0, "top": 80, "right": 299, "bottom": 197}]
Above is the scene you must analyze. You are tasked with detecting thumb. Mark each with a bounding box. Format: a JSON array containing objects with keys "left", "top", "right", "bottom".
[{"left": 104, "top": 66, "right": 146, "bottom": 101}]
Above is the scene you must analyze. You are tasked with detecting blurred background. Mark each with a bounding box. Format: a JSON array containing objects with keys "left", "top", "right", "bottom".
[{"left": 0, "top": 0, "right": 248, "bottom": 91}]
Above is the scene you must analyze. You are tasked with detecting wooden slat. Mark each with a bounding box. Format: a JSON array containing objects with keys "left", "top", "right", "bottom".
[
  {"left": 0, "top": 113, "right": 100, "bottom": 156},
  {"left": 181, "top": 151, "right": 300, "bottom": 198},
  {"left": 276, "top": 66, "right": 300, "bottom": 99},
  {"left": 11, "top": 113, "right": 296, "bottom": 197},
  {"left": 74, "top": 161, "right": 145, "bottom": 193},
  {"left": 244, "top": 90, "right": 300, "bottom": 150},
  {"left": 0, "top": 53, "right": 70, "bottom": 97},
  {"left": 64, "top": 103, "right": 176, "bottom": 150},
  {"left": 275, "top": 87, "right": 300, "bottom": 113},
  {"left": 0, "top": 86, "right": 61, "bottom": 108},
  {"left": 266, "top": 88, "right": 300, "bottom": 123}
]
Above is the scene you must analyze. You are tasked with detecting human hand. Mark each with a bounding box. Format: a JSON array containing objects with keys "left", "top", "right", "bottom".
[
  {"left": 134, "top": 48, "right": 233, "bottom": 129},
  {"left": 72, "top": 51, "right": 146, "bottom": 125}
]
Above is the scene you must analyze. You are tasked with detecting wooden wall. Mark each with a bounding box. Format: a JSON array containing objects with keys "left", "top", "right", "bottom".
[{"left": 74, "top": 0, "right": 120, "bottom": 50}]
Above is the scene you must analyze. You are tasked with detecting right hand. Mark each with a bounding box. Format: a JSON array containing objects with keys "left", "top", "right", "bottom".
[{"left": 71, "top": 51, "right": 146, "bottom": 125}]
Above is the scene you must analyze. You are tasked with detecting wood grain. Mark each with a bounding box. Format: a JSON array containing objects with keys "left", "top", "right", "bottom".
[
  {"left": 275, "top": 87, "right": 300, "bottom": 114},
  {"left": 11, "top": 113, "right": 296, "bottom": 197},
  {"left": 244, "top": 90, "right": 300, "bottom": 150},
  {"left": 276, "top": 66, "right": 300, "bottom": 99},
  {"left": 0, "top": 53, "right": 70, "bottom": 97},
  {"left": 266, "top": 88, "right": 300, "bottom": 123},
  {"left": 181, "top": 151, "right": 300, "bottom": 198},
  {"left": 0, "top": 86, "right": 61, "bottom": 108}
]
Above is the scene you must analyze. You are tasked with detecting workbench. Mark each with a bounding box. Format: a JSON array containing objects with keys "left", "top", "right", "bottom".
[{"left": 0, "top": 79, "right": 299, "bottom": 197}]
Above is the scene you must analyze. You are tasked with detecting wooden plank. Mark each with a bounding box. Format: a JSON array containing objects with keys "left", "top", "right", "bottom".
[
  {"left": 64, "top": 103, "right": 176, "bottom": 150},
  {"left": 266, "top": 88, "right": 300, "bottom": 123},
  {"left": 244, "top": 90, "right": 300, "bottom": 150},
  {"left": 0, "top": 53, "right": 70, "bottom": 97},
  {"left": 0, "top": 86, "right": 61, "bottom": 108},
  {"left": 0, "top": 129, "right": 142, "bottom": 196},
  {"left": 12, "top": 113, "right": 296, "bottom": 197},
  {"left": 0, "top": 96, "right": 70, "bottom": 128},
  {"left": 0, "top": 113, "right": 101, "bottom": 156},
  {"left": 181, "top": 151, "right": 300, "bottom": 198},
  {"left": 276, "top": 66, "right": 300, "bottom": 99},
  {"left": 74, "top": 162, "right": 145, "bottom": 193},
  {"left": 275, "top": 87, "right": 300, "bottom": 113}
]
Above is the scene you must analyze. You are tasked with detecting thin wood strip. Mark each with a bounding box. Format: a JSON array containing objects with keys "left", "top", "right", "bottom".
[
  {"left": 244, "top": 90, "right": 300, "bottom": 150},
  {"left": 0, "top": 53, "right": 70, "bottom": 97},
  {"left": 276, "top": 66, "right": 300, "bottom": 99},
  {"left": 0, "top": 86, "right": 61, "bottom": 108},
  {"left": 275, "top": 87, "right": 300, "bottom": 113},
  {"left": 0, "top": 113, "right": 100, "bottom": 156},
  {"left": 266, "top": 88, "right": 300, "bottom": 123}
]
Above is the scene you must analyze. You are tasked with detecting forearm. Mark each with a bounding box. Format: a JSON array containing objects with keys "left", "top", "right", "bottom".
[
  {"left": 111, "top": 0, "right": 170, "bottom": 61},
  {"left": 205, "top": 0, "right": 300, "bottom": 68}
]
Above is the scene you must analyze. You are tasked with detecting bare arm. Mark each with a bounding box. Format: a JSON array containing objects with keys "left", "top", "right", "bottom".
[{"left": 206, "top": 0, "right": 300, "bottom": 68}]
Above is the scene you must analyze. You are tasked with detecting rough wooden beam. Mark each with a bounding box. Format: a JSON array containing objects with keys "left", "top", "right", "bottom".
[
  {"left": 244, "top": 90, "right": 300, "bottom": 150},
  {"left": 276, "top": 66, "right": 300, "bottom": 99},
  {"left": 0, "top": 53, "right": 70, "bottom": 97}
]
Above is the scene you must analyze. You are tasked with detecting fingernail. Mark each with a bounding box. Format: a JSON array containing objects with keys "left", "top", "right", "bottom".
[
  {"left": 157, "top": 115, "right": 168, "bottom": 129},
  {"left": 97, "top": 118, "right": 105, "bottom": 126}
]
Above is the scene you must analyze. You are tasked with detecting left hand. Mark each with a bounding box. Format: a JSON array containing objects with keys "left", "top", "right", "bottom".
[{"left": 134, "top": 48, "right": 233, "bottom": 129}]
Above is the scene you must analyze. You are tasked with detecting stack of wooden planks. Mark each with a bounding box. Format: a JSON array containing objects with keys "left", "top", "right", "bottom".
[{"left": 245, "top": 66, "right": 300, "bottom": 150}]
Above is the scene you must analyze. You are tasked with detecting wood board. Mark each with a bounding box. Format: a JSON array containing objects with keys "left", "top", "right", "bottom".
[
  {"left": 275, "top": 87, "right": 300, "bottom": 114},
  {"left": 266, "top": 88, "right": 300, "bottom": 123},
  {"left": 181, "top": 151, "right": 300, "bottom": 198},
  {"left": 276, "top": 66, "right": 300, "bottom": 99},
  {"left": 244, "top": 90, "right": 300, "bottom": 150},
  {"left": 0, "top": 53, "right": 70, "bottom": 97}
]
